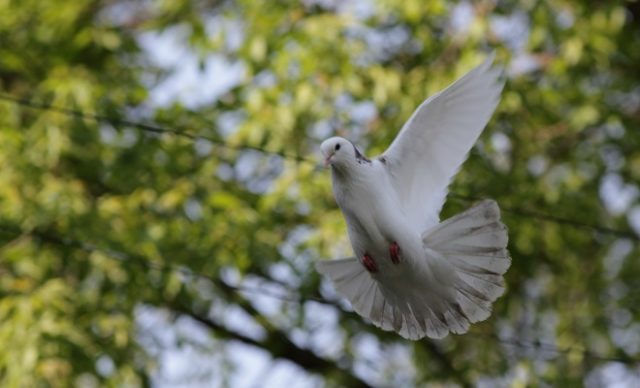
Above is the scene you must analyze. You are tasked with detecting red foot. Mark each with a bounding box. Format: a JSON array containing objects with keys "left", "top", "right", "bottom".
[
  {"left": 362, "top": 254, "right": 378, "bottom": 273},
  {"left": 389, "top": 242, "right": 401, "bottom": 264}
]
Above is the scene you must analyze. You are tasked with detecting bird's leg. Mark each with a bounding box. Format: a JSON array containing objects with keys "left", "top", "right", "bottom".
[
  {"left": 362, "top": 253, "right": 378, "bottom": 273},
  {"left": 389, "top": 242, "right": 401, "bottom": 264}
]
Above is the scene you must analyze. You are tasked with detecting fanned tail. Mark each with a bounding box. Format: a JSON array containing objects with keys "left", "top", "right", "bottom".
[
  {"left": 316, "top": 257, "right": 470, "bottom": 340},
  {"left": 423, "top": 199, "right": 511, "bottom": 326},
  {"left": 316, "top": 199, "right": 510, "bottom": 340}
]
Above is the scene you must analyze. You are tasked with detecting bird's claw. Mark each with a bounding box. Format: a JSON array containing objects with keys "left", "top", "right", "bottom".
[
  {"left": 362, "top": 254, "right": 378, "bottom": 273},
  {"left": 389, "top": 242, "right": 401, "bottom": 264}
]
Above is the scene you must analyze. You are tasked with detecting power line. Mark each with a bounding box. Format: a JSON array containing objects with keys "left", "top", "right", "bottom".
[
  {"left": 0, "top": 92, "right": 312, "bottom": 164},
  {"left": 0, "top": 221, "right": 637, "bottom": 366},
  {"left": 449, "top": 194, "right": 639, "bottom": 241},
  {"left": 0, "top": 92, "right": 638, "bottom": 241},
  {"left": 468, "top": 332, "right": 637, "bottom": 365}
]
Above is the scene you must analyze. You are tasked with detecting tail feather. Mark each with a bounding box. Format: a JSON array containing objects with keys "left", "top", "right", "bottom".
[
  {"left": 425, "top": 199, "right": 511, "bottom": 323},
  {"left": 457, "top": 283, "right": 492, "bottom": 321},
  {"left": 315, "top": 258, "right": 379, "bottom": 317},
  {"left": 316, "top": 199, "right": 511, "bottom": 340}
]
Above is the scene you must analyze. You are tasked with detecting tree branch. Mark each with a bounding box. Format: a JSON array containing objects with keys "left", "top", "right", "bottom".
[{"left": 170, "top": 301, "right": 372, "bottom": 388}]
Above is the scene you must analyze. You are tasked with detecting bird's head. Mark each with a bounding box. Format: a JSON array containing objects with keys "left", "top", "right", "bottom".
[{"left": 320, "top": 136, "right": 355, "bottom": 169}]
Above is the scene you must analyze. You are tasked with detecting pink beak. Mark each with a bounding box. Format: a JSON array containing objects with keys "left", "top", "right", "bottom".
[{"left": 323, "top": 153, "right": 334, "bottom": 168}]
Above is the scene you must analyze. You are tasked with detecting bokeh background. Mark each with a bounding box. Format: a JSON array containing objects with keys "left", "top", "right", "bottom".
[{"left": 1, "top": 0, "right": 639, "bottom": 386}]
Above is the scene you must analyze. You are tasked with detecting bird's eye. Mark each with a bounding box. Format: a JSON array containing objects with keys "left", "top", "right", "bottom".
[{"left": 335, "top": 143, "right": 341, "bottom": 151}]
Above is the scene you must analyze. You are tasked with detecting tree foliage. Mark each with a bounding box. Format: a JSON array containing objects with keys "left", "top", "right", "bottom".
[{"left": 1, "top": 0, "right": 639, "bottom": 386}]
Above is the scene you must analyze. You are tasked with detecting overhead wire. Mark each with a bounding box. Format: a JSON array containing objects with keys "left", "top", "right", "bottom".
[
  {"left": 0, "top": 92, "right": 637, "bottom": 241},
  {"left": 0, "top": 92, "right": 312, "bottom": 164}
]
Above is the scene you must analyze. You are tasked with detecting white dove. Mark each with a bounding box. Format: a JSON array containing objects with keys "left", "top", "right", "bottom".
[{"left": 316, "top": 53, "right": 510, "bottom": 340}]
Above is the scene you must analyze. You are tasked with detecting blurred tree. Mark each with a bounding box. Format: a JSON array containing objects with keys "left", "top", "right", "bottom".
[{"left": 0, "top": 0, "right": 639, "bottom": 386}]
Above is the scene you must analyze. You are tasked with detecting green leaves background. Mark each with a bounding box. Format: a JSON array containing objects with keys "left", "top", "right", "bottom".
[{"left": 0, "top": 0, "right": 639, "bottom": 386}]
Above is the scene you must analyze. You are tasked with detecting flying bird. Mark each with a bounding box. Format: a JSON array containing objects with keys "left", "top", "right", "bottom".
[{"left": 316, "top": 53, "right": 510, "bottom": 340}]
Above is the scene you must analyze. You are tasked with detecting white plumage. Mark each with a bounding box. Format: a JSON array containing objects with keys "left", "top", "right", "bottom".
[{"left": 316, "top": 53, "right": 511, "bottom": 340}]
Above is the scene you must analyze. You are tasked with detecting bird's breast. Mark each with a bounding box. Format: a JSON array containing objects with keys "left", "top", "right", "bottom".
[{"left": 332, "top": 169, "right": 423, "bottom": 271}]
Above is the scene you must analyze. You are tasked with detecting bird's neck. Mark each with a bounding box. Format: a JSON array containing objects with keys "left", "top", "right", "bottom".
[
  {"left": 331, "top": 163, "right": 372, "bottom": 189},
  {"left": 331, "top": 163, "right": 357, "bottom": 180}
]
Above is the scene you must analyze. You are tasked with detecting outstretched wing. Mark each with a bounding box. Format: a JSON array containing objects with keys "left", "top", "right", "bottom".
[{"left": 381, "top": 53, "right": 503, "bottom": 231}]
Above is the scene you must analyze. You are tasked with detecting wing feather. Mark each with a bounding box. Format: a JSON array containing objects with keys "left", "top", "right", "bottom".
[{"left": 381, "top": 53, "right": 504, "bottom": 231}]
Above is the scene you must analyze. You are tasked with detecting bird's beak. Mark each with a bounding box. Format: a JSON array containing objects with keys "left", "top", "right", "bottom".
[{"left": 323, "top": 152, "right": 334, "bottom": 168}]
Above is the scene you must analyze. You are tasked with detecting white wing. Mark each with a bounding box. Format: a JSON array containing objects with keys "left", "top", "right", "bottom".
[{"left": 381, "top": 53, "right": 504, "bottom": 231}]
